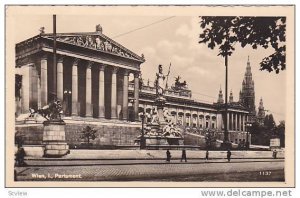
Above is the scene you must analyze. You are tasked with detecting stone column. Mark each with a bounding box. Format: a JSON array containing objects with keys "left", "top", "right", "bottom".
[
  {"left": 235, "top": 113, "right": 238, "bottom": 131},
  {"left": 227, "top": 113, "right": 230, "bottom": 131},
  {"left": 196, "top": 114, "right": 199, "bottom": 127},
  {"left": 183, "top": 111, "right": 186, "bottom": 126},
  {"left": 57, "top": 57, "right": 64, "bottom": 101},
  {"left": 98, "top": 65, "right": 106, "bottom": 118},
  {"left": 111, "top": 67, "right": 118, "bottom": 119},
  {"left": 133, "top": 72, "right": 140, "bottom": 121},
  {"left": 85, "top": 61, "right": 93, "bottom": 117},
  {"left": 231, "top": 113, "right": 234, "bottom": 131},
  {"left": 71, "top": 58, "right": 79, "bottom": 116},
  {"left": 40, "top": 55, "right": 48, "bottom": 107},
  {"left": 242, "top": 115, "right": 246, "bottom": 131},
  {"left": 239, "top": 114, "right": 243, "bottom": 131},
  {"left": 122, "top": 69, "right": 129, "bottom": 120},
  {"left": 21, "top": 64, "right": 32, "bottom": 113},
  {"left": 37, "top": 76, "right": 41, "bottom": 109}
]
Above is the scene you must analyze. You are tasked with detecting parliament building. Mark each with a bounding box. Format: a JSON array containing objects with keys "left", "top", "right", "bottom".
[{"left": 15, "top": 25, "right": 261, "bottom": 147}]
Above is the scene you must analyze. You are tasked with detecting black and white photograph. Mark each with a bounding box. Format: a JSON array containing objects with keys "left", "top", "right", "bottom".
[{"left": 5, "top": 5, "right": 295, "bottom": 187}]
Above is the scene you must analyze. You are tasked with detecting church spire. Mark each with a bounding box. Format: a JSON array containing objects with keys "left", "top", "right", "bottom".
[
  {"left": 257, "top": 97, "right": 266, "bottom": 125},
  {"left": 246, "top": 55, "right": 251, "bottom": 73},
  {"left": 229, "top": 90, "right": 234, "bottom": 103},
  {"left": 240, "top": 56, "right": 256, "bottom": 121},
  {"left": 217, "top": 85, "right": 224, "bottom": 103},
  {"left": 239, "top": 89, "right": 243, "bottom": 102}
]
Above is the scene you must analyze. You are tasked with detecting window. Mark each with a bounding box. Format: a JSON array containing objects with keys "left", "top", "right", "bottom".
[
  {"left": 212, "top": 123, "right": 215, "bottom": 129},
  {"left": 206, "top": 122, "right": 209, "bottom": 128}
]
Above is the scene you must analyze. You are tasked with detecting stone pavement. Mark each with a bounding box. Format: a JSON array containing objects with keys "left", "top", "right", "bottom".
[
  {"left": 15, "top": 160, "right": 284, "bottom": 181},
  {"left": 15, "top": 149, "right": 285, "bottom": 182},
  {"left": 25, "top": 149, "right": 285, "bottom": 160},
  {"left": 24, "top": 158, "right": 283, "bottom": 166}
]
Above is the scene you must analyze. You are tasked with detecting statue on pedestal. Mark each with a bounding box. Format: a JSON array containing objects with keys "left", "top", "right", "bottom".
[{"left": 155, "top": 64, "right": 169, "bottom": 97}]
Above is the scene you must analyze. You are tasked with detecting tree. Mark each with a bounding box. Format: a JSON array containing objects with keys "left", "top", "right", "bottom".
[
  {"left": 205, "top": 129, "right": 216, "bottom": 149},
  {"left": 264, "top": 114, "right": 276, "bottom": 132},
  {"left": 250, "top": 114, "right": 279, "bottom": 146},
  {"left": 199, "top": 17, "right": 286, "bottom": 73},
  {"left": 250, "top": 121, "right": 272, "bottom": 146},
  {"left": 80, "top": 126, "right": 97, "bottom": 145},
  {"left": 275, "top": 120, "right": 285, "bottom": 147}
]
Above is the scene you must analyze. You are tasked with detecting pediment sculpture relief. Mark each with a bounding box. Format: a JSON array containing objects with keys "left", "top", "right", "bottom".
[{"left": 57, "top": 35, "right": 134, "bottom": 59}]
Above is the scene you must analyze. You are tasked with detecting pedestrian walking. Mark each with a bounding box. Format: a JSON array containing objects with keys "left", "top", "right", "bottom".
[
  {"left": 205, "top": 150, "right": 209, "bottom": 161},
  {"left": 166, "top": 149, "right": 171, "bottom": 163},
  {"left": 227, "top": 149, "right": 231, "bottom": 162},
  {"left": 181, "top": 149, "right": 187, "bottom": 162},
  {"left": 273, "top": 150, "right": 278, "bottom": 159}
]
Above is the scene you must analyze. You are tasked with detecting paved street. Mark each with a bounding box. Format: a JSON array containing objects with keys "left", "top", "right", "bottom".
[
  {"left": 24, "top": 149, "right": 285, "bottom": 160},
  {"left": 15, "top": 158, "right": 284, "bottom": 182}
]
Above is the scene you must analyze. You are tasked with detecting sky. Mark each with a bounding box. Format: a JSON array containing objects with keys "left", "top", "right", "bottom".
[{"left": 12, "top": 15, "right": 286, "bottom": 123}]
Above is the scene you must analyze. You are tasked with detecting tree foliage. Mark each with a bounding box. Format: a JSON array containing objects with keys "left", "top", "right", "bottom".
[
  {"left": 199, "top": 17, "right": 286, "bottom": 73},
  {"left": 264, "top": 114, "right": 276, "bottom": 130},
  {"left": 205, "top": 129, "right": 216, "bottom": 149},
  {"left": 250, "top": 114, "right": 285, "bottom": 147},
  {"left": 275, "top": 120, "right": 285, "bottom": 147},
  {"left": 80, "top": 126, "right": 97, "bottom": 145}
]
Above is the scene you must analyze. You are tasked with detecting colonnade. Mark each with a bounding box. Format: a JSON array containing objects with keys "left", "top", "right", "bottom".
[{"left": 20, "top": 54, "right": 140, "bottom": 121}]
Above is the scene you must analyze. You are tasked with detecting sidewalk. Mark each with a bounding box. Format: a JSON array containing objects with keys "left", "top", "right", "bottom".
[{"left": 25, "top": 149, "right": 285, "bottom": 160}]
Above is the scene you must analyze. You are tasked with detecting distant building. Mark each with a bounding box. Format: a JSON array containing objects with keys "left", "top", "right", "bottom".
[
  {"left": 239, "top": 56, "right": 266, "bottom": 124},
  {"left": 15, "top": 25, "right": 251, "bottom": 147},
  {"left": 257, "top": 97, "right": 266, "bottom": 125},
  {"left": 239, "top": 56, "right": 256, "bottom": 122},
  {"left": 217, "top": 86, "right": 224, "bottom": 104}
]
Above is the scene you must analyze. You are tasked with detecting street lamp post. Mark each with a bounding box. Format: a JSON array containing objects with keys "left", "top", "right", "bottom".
[
  {"left": 63, "top": 89, "right": 72, "bottom": 116},
  {"left": 139, "top": 111, "right": 146, "bottom": 149},
  {"left": 245, "top": 122, "right": 252, "bottom": 150}
]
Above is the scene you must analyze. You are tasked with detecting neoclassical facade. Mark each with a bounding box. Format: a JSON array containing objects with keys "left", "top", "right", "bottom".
[
  {"left": 15, "top": 26, "right": 144, "bottom": 122},
  {"left": 15, "top": 26, "right": 251, "bottom": 146},
  {"left": 128, "top": 81, "right": 251, "bottom": 144}
]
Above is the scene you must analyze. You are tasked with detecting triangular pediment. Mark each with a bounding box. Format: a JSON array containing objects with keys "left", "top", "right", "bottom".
[{"left": 42, "top": 32, "right": 144, "bottom": 62}]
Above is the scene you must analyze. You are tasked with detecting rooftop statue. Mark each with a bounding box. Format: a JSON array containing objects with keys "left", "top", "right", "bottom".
[
  {"left": 173, "top": 75, "right": 188, "bottom": 90},
  {"left": 96, "top": 24, "right": 103, "bottom": 33},
  {"left": 39, "top": 27, "right": 45, "bottom": 35}
]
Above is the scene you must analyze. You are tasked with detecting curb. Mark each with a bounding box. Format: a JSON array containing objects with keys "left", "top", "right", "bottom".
[
  {"left": 25, "top": 157, "right": 285, "bottom": 161},
  {"left": 20, "top": 159, "right": 285, "bottom": 167}
]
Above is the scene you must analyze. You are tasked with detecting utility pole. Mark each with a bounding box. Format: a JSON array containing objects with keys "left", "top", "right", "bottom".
[
  {"left": 52, "top": 14, "right": 57, "bottom": 101},
  {"left": 224, "top": 54, "right": 229, "bottom": 143},
  {"left": 222, "top": 35, "right": 231, "bottom": 149}
]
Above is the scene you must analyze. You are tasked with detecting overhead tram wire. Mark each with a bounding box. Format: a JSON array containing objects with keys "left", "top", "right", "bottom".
[
  {"left": 112, "top": 16, "right": 176, "bottom": 39},
  {"left": 112, "top": 17, "right": 218, "bottom": 102}
]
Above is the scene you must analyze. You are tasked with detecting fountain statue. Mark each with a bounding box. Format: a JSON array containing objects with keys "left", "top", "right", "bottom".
[{"left": 136, "top": 64, "right": 184, "bottom": 146}]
